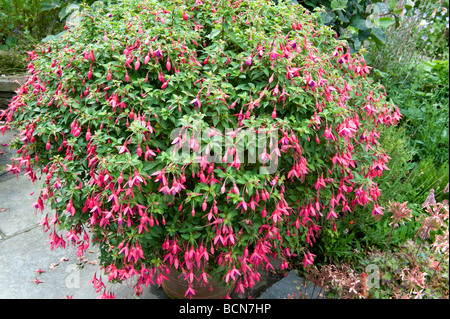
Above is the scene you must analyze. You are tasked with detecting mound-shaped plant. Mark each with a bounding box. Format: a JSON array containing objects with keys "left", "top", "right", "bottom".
[{"left": 0, "top": 0, "right": 401, "bottom": 298}]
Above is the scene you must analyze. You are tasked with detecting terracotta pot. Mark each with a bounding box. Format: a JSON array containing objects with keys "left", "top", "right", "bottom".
[{"left": 162, "top": 268, "right": 234, "bottom": 299}]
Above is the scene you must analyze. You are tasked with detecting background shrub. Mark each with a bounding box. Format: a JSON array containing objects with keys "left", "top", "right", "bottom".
[{"left": 0, "top": 0, "right": 97, "bottom": 74}]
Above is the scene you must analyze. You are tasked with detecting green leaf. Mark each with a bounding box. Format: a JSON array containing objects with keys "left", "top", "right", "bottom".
[
  {"left": 404, "top": 0, "right": 415, "bottom": 10},
  {"left": 336, "top": 10, "right": 349, "bottom": 23},
  {"left": 330, "top": 0, "right": 347, "bottom": 11},
  {"left": 321, "top": 11, "right": 336, "bottom": 25},
  {"left": 224, "top": 26, "right": 244, "bottom": 50},
  {"left": 59, "top": 3, "right": 80, "bottom": 22},
  {"left": 377, "top": 17, "right": 395, "bottom": 29},
  {"left": 388, "top": 0, "right": 397, "bottom": 10},
  {"left": 350, "top": 14, "right": 370, "bottom": 31},
  {"left": 41, "top": 1, "right": 62, "bottom": 11},
  {"left": 208, "top": 28, "right": 221, "bottom": 40},
  {"left": 180, "top": 233, "right": 190, "bottom": 240},
  {"left": 370, "top": 27, "right": 386, "bottom": 45},
  {"left": 235, "top": 84, "right": 249, "bottom": 91},
  {"left": 393, "top": 7, "right": 404, "bottom": 15},
  {"left": 358, "top": 28, "right": 372, "bottom": 42},
  {"left": 41, "top": 31, "right": 66, "bottom": 43}
]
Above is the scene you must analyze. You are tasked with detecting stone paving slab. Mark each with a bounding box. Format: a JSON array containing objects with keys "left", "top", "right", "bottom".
[
  {"left": 0, "top": 226, "right": 98, "bottom": 299},
  {"left": 0, "top": 224, "right": 167, "bottom": 299},
  {"left": 0, "top": 74, "right": 27, "bottom": 93},
  {"left": 259, "top": 270, "right": 321, "bottom": 299},
  {"left": 0, "top": 129, "right": 49, "bottom": 238},
  {"left": 0, "top": 75, "right": 27, "bottom": 109},
  {"left": 0, "top": 174, "right": 49, "bottom": 237}
]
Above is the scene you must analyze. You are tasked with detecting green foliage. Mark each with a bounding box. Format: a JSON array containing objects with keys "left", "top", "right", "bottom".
[
  {"left": 0, "top": 0, "right": 63, "bottom": 49},
  {"left": 371, "top": 62, "right": 449, "bottom": 206},
  {"left": 313, "top": 121, "right": 449, "bottom": 263},
  {"left": 408, "top": 159, "right": 449, "bottom": 205},
  {"left": 336, "top": 122, "right": 449, "bottom": 259},
  {"left": 290, "top": 1, "right": 448, "bottom": 298},
  {"left": 298, "top": 0, "right": 414, "bottom": 53},
  {"left": 381, "top": 60, "right": 449, "bottom": 165},
  {"left": 0, "top": 49, "right": 28, "bottom": 74},
  {"left": 354, "top": 209, "right": 414, "bottom": 250},
  {"left": 375, "top": 125, "right": 414, "bottom": 201},
  {"left": 312, "top": 220, "right": 363, "bottom": 265},
  {"left": 369, "top": 4, "right": 448, "bottom": 77},
  {"left": 0, "top": 0, "right": 98, "bottom": 73},
  {"left": 402, "top": 60, "right": 449, "bottom": 162},
  {"left": 376, "top": 125, "right": 449, "bottom": 207},
  {"left": 413, "top": 0, "right": 449, "bottom": 59},
  {"left": 365, "top": 0, "right": 449, "bottom": 210}
]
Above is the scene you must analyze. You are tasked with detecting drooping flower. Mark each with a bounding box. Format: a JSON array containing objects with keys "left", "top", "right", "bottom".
[
  {"left": 245, "top": 55, "right": 253, "bottom": 66},
  {"left": 190, "top": 96, "right": 201, "bottom": 108},
  {"left": 371, "top": 203, "right": 385, "bottom": 218}
]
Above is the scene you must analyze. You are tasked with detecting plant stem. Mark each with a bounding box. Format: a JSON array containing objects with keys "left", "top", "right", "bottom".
[
  {"left": 428, "top": 252, "right": 448, "bottom": 284},
  {"left": 415, "top": 238, "right": 424, "bottom": 259},
  {"left": 414, "top": 224, "right": 431, "bottom": 259}
]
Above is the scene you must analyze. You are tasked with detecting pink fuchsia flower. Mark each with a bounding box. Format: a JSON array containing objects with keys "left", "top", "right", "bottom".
[
  {"left": 269, "top": 49, "right": 278, "bottom": 61},
  {"left": 245, "top": 55, "right": 253, "bottom": 66},
  {"left": 34, "top": 268, "right": 45, "bottom": 274},
  {"left": 144, "top": 54, "right": 151, "bottom": 65},
  {"left": 190, "top": 96, "right": 201, "bottom": 108},
  {"left": 327, "top": 208, "right": 338, "bottom": 220},
  {"left": 322, "top": 126, "right": 336, "bottom": 141},
  {"left": 371, "top": 203, "right": 385, "bottom": 218},
  {"left": 258, "top": 150, "right": 271, "bottom": 163},
  {"left": 314, "top": 174, "right": 327, "bottom": 190},
  {"left": 303, "top": 250, "right": 316, "bottom": 272},
  {"left": 257, "top": 48, "right": 264, "bottom": 58},
  {"left": 33, "top": 278, "right": 43, "bottom": 284},
  {"left": 199, "top": 269, "right": 210, "bottom": 283},
  {"left": 224, "top": 266, "right": 241, "bottom": 284}
]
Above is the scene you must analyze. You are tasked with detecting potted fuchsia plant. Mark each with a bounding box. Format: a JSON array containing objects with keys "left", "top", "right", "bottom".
[{"left": 0, "top": 0, "right": 402, "bottom": 298}]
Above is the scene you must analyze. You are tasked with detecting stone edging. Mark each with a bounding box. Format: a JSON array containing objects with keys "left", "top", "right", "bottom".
[{"left": 0, "top": 74, "right": 27, "bottom": 109}]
